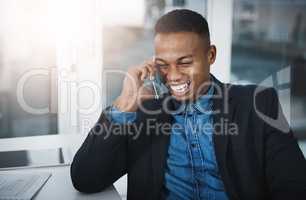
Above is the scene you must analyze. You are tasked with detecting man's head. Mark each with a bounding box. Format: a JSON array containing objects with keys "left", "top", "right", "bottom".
[{"left": 154, "top": 9, "right": 216, "bottom": 101}]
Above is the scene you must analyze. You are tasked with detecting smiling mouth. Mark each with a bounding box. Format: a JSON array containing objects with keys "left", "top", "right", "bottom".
[{"left": 168, "top": 80, "right": 191, "bottom": 96}]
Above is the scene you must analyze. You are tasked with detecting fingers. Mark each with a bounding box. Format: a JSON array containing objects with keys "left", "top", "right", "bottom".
[
  {"left": 139, "top": 66, "right": 149, "bottom": 81},
  {"left": 146, "top": 60, "right": 157, "bottom": 79},
  {"left": 138, "top": 59, "right": 157, "bottom": 81}
]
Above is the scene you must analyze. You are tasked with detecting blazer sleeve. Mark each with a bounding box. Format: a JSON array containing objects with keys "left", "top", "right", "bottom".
[
  {"left": 264, "top": 88, "right": 306, "bottom": 199},
  {"left": 70, "top": 107, "right": 130, "bottom": 193}
]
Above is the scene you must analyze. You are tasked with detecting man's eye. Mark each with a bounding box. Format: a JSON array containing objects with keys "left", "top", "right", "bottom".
[
  {"left": 178, "top": 62, "right": 192, "bottom": 66},
  {"left": 155, "top": 63, "right": 168, "bottom": 68}
]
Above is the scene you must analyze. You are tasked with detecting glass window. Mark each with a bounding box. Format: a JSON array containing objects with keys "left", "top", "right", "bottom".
[
  {"left": 231, "top": 0, "right": 306, "bottom": 138},
  {"left": 173, "top": 0, "right": 186, "bottom": 7},
  {"left": 0, "top": 0, "right": 104, "bottom": 168},
  {"left": 0, "top": 0, "right": 57, "bottom": 138}
]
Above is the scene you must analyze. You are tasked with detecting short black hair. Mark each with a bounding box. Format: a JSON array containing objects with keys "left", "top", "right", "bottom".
[{"left": 155, "top": 9, "right": 210, "bottom": 43}]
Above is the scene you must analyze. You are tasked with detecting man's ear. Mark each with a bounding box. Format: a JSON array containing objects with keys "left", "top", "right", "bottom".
[{"left": 207, "top": 45, "right": 216, "bottom": 65}]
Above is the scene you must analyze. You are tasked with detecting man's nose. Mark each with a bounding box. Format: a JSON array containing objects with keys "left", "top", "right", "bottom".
[{"left": 167, "top": 65, "right": 182, "bottom": 82}]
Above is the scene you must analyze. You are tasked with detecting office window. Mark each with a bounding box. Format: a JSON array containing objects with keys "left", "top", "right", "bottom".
[
  {"left": 172, "top": 0, "right": 186, "bottom": 7},
  {"left": 0, "top": 0, "right": 102, "bottom": 168},
  {"left": 0, "top": 0, "right": 57, "bottom": 139},
  {"left": 230, "top": 0, "right": 306, "bottom": 138}
]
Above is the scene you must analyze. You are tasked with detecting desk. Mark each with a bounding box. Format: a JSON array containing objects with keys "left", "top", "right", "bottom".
[{"left": 0, "top": 165, "right": 121, "bottom": 200}]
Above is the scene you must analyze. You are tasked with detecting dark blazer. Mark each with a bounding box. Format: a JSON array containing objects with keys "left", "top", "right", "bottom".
[{"left": 70, "top": 77, "right": 306, "bottom": 200}]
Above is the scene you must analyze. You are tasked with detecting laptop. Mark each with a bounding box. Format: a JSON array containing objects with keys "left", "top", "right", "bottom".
[{"left": 0, "top": 172, "right": 51, "bottom": 200}]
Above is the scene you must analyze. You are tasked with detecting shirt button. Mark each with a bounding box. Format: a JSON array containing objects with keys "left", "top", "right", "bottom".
[{"left": 191, "top": 143, "right": 197, "bottom": 148}]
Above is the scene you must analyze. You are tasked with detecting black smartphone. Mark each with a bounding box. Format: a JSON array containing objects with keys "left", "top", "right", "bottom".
[{"left": 144, "top": 71, "right": 169, "bottom": 99}]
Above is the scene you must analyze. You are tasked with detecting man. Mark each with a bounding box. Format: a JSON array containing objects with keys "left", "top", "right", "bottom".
[{"left": 70, "top": 9, "right": 306, "bottom": 200}]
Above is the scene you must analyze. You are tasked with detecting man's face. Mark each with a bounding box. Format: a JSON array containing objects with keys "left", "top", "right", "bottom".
[{"left": 154, "top": 32, "right": 216, "bottom": 101}]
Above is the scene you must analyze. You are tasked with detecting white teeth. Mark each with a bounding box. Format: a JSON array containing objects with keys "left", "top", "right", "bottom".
[{"left": 170, "top": 83, "right": 188, "bottom": 93}]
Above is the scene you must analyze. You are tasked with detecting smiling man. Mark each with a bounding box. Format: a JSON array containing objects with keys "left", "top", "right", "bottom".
[
  {"left": 71, "top": 9, "right": 306, "bottom": 200},
  {"left": 154, "top": 30, "right": 213, "bottom": 101}
]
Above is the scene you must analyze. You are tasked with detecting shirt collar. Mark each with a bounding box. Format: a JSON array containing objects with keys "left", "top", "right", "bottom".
[{"left": 191, "top": 84, "right": 213, "bottom": 114}]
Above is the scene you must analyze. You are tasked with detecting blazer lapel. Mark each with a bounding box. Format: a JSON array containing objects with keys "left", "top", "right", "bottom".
[
  {"left": 151, "top": 98, "right": 173, "bottom": 199},
  {"left": 212, "top": 77, "right": 239, "bottom": 200}
]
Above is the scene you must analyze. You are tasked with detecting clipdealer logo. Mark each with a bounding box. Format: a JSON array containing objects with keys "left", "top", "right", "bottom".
[{"left": 253, "top": 67, "right": 291, "bottom": 133}]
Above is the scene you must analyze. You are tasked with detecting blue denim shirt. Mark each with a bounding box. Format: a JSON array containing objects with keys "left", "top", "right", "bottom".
[
  {"left": 164, "top": 86, "right": 228, "bottom": 200},
  {"left": 107, "top": 86, "right": 228, "bottom": 200}
]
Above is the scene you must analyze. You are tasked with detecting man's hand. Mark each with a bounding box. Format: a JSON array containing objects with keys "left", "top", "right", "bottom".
[{"left": 113, "top": 60, "right": 157, "bottom": 112}]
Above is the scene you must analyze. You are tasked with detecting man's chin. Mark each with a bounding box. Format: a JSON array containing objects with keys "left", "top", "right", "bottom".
[{"left": 170, "top": 92, "right": 193, "bottom": 102}]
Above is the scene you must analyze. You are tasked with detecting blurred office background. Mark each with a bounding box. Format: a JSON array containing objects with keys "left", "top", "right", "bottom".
[{"left": 0, "top": 0, "right": 305, "bottom": 199}]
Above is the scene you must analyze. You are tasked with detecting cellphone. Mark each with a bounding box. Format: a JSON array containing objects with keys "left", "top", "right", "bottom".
[{"left": 144, "top": 71, "right": 169, "bottom": 99}]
